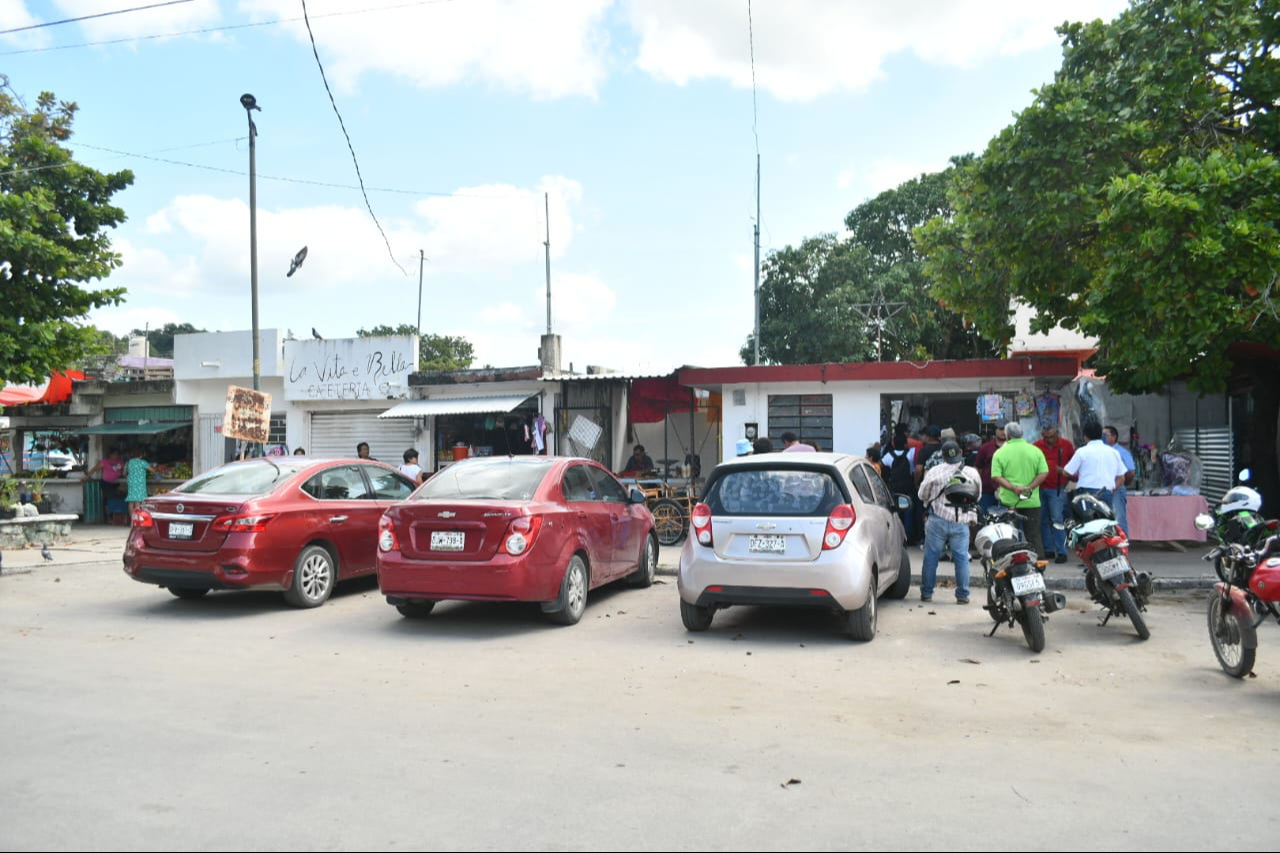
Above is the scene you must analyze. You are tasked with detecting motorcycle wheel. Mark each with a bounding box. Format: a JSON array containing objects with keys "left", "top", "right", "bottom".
[
  {"left": 985, "top": 586, "right": 1002, "bottom": 623},
  {"left": 1019, "top": 605, "right": 1046, "bottom": 653},
  {"left": 1207, "top": 594, "right": 1255, "bottom": 679},
  {"left": 1118, "top": 587, "right": 1150, "bottom": 641}
]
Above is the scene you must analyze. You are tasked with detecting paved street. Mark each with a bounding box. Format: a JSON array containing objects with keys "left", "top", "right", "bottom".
[{"left": 3, "top": 535, "right": 1279, "bottom": 851}]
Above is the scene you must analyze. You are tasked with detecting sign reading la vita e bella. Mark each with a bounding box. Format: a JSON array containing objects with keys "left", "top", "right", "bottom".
[{"left": 283, "top": 336, "right": 418, "bottom": 401}]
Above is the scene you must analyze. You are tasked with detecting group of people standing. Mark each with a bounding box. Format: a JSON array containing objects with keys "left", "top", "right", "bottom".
[
  {"left": 88, "top": 446, "right": 155, "bottom": 518},
  {"left": 875, "top": 418, "right": 1137, "bottom": 605}
]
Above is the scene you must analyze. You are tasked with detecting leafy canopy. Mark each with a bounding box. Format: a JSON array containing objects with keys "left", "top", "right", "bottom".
[
  {"left": 0, "top": 78, "right": 133, "bottom": 385},
  {"left": 918, "top": 0, "right": 1280, "bottom": 393},
  {"left": 357, "top": 323, "right": 475, "bottom": 372}
]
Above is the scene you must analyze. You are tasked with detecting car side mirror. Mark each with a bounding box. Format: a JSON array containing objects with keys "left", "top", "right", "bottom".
[
  {"left": 896, "top": 495, "right": 911, "bottom": 513},
  {"left": 1239, "top": 468, "right": 1252, "bottom": 483},
  {"left": 630, "top": 488, "right": 647, "bottom": 504}
]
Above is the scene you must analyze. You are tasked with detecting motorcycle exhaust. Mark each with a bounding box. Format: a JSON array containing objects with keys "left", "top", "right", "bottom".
[{"left": 1043, "top": 592, "right": 1068, "bottom": 613}]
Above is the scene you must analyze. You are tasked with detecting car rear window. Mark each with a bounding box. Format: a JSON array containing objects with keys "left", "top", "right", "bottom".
[
  {"left": 706, "top": 468, "right": 845, "bottom": 516},
  {"left": 416, "top": 459, "right": 550, "bottom": 501},
  {"left": 174, "top": 461, "right": 305, "bottom": 496}
]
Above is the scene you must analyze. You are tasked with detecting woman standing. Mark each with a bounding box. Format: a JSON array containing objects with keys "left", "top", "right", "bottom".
[{"left": 124, "top": 446, "right": 153, "bottom": 519}]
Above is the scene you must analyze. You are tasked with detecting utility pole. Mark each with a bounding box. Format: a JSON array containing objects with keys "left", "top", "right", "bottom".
[
  {"left": 241, "top": 93, "right": 261, "bottom": 392},
  {"left": 417, "top": 249, "right": 425, "bottom": 337},
  {"left": 544, "top": 192, "right": 552, "bottom": 335},
  {"left": 753, "top": 154, "right": 761, "bottom": 366}
]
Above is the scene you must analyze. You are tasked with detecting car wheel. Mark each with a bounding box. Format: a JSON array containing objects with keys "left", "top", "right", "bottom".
[
  {"left": 168, "top": 587, "right": 209, "bottom": 600},
  {"left": 285, "top": 544, "right": 336, "bottom": 608},
  {"left": 396, "top": 600, "right": 436, "bottom": 618},
  {"left": 543, "top": 554, "right": 589, "bottom": 625},
  {"left": 847, "top": 573, "right": 877, "bottom": 641},
  {"left": 626, "top": 534, "right": 657, "bottom": 588},
  {"left": 885, "top": 544, "right": 911, "bottom": 599},
  {"left": 680, "top": 598, "right": 714, "bottom": 632}
]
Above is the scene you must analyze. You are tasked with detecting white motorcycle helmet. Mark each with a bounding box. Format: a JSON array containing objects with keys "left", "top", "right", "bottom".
[{"left": 1219, "top": 486, "right": 1262, "bottom": 516}]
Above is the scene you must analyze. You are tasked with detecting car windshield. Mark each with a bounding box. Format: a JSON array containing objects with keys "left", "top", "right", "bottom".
[
  {"left": 173, "top": 460, "right": 307, "bottom": 496},
  {"left": 416, "top": 459, "right": 551, "bottom": 502},
  {"left": 706, "top": 468, "right": 844, "bottom": 516}
]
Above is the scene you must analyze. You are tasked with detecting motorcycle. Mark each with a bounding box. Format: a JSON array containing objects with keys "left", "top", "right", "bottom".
[
  {"left": 975, "top": 503, "right": 1067, "bottom": 653},
  {"left": 1064, "top": 493, "right": 1153, "bottom": 640},
  {"left": 1197, "top": 470, "right": 1280, "bottom": 678}
]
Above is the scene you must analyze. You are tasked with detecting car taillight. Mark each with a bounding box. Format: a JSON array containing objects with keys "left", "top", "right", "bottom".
[
  {"left": 132, "top": 509, "right": 154, "bottom": 528},
  {"left": 210, "top": 513, "right": 276, "bottom": 533},
  {"left": 691, "top": 502, "right": 713, "bottom": 546},
  {"left": 503, "top": 515, "right": 543, "bottom": 556},
  {"left": 378, "top": 515, "right": 399, "bottom": 552},
  {"left": 822, "top": 504, "right": 855, "bottom": 550}
]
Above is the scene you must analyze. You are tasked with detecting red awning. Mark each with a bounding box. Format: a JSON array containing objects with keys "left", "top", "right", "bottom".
[
  {"left": 629, "top": 377, "right": 696, "bottom": 424},
  {"left": 0, "top": 370, "right": 84, "bottom": 407}
]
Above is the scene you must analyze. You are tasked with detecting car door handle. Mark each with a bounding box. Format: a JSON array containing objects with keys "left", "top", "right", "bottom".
[{"left": 329, "top": 515, "right": 348, "bottom": 523}]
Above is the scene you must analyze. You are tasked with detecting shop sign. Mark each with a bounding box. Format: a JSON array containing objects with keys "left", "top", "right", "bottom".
[
  {"left": 224, "top": 385, "right": 271, "bottom": 442},
  {"left": 284, "top": 336, "right": 417, "bottom": 401}
]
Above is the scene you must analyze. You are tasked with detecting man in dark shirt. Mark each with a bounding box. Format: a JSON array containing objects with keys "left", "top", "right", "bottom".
[
  {"left": 620, "top": 444, "right": 655, "bottom": 475},
  {"left": 974, "top": 426, "right": 1006, "bottom": 512},
  {"left": 1034, "top": 426, "right": 1076, "bottom": 563}
]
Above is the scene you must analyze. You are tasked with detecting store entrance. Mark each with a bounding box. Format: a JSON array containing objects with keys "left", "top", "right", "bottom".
[{"left": 434, "top": 403, "right": 546, "bottom": 471}]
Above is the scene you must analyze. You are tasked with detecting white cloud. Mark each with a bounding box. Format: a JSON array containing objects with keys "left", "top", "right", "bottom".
[
  {"left": 546, "top": 272, "right": 616, "bottom": 332},
  {"left": 54, "top": 0, "right": 220, "bottom": 41},
  {"left": 0, "top": 0, "right": 45, "bottom": 46},
  {"left": 625, "top": 0, "right": 1129, "bottom": 102},
  {"left": 838, "top": 158, "right": 951, "bottom": 198},
  {"left": 416, "top": 176, "right": 583, "bottom": 273},
  {"left": 87, "top": 303, "right": 183, "bottom": 337},
  {"left": 239, "top": 0, "right": 612, "bottom": 99},
  {"left": 480, "top": 303, "right": 527, "bottom": 324}
]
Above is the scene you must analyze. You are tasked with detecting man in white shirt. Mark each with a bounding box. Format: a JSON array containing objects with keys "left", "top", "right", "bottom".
[
  {"left": 398, "top": 449, "right": 425, "bottom": 485},
  {"left": 1063, "top": 421, "right": 1126, "bottom": 511}
]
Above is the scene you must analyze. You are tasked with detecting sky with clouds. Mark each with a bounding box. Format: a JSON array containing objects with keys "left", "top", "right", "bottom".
[{"left": 2, "top": 0, "right": 1127, "bottom": 372}]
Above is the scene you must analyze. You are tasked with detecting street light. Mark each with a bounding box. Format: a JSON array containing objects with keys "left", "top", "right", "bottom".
[{"left": 240, "top": 93, "right": 261, "bottom": 391}]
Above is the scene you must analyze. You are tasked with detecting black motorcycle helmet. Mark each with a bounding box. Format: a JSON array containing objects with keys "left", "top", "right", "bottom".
[{"left": 1070, "top": 492, "right": 1115, "bottom": 523}]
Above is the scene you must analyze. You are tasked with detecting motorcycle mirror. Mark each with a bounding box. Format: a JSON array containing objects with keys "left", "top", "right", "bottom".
[
  {"left": 896, "top": 495, "right": 911, "bottom": 513},
  {"left": 1239, "top": 467, "right": 1252, "bottom": 483},
  {"left": 1194, "top": 513, "right": 1215, "bottom": 531}
]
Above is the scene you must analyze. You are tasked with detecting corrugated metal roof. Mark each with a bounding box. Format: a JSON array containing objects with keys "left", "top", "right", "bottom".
[
  {"left": 379, "top": 394, "right": 537, "bottom": 419},
  {"left": 541, "top": 371, "right": 676, "bottom": 381}
]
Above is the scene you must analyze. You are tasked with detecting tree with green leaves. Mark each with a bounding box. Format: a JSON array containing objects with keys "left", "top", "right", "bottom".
[
  {"left": 356, "top": 323, "right": 475, "bottom": 372},
  {"left": 129, "top": 322, "right": 206, "bottom": 359},
  {"left": 918, "top": 0, "right": 1280, "bottom": 394},
  {"left": 0, "top": 78, "right": 133, "bottom": 385}
]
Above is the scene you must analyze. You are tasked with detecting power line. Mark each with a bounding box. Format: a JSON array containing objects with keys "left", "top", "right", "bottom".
[
  {"left": 299, "top": 0, "right": 405, "bottom": 275},
  {"left": 0, "top": 0, "right": 192, "bottom": 35},
  {"left": 747, "top": 0, "right": 759, "bottom": 161},
  {"left": 0, "top": 0, "right": 457, "bottom": 56},
  {"left": 0, "top": 138, "right": 245, "bottom": 179}
]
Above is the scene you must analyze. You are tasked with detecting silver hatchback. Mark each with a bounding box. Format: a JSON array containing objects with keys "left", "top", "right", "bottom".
[{"left": 677, "top": 452, "right": 911, "bottom": 640}]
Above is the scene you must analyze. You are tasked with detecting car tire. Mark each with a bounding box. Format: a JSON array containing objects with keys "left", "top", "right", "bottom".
[
  {"left": 396, "top": 600, "right": 436, "bottom": 618},
  {"left": 847, "top": 573, "right": 877, "bottom": 641},
  {"left": 885, "top": 544, "right": 911, "bottom": 599},
  {"left": 543, "top": 554, "right": 589, "bottom": 625},
  {"left": 680, "top": 598, "right": 714, "bottom": 632},
  {"left": 284, "top": 544, "right": 336, "bottom": 608},
  {"left": 168, "top": 587, "right": 209, "bottom": 600},
  {"left": 626, "top": 534, "right": 657, "bottom": 588}
]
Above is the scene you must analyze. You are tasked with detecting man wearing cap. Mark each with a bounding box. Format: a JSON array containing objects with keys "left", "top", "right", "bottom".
[
  {"left": 991, "top": 421, "right": 1049, "bottom": 560},
  {"left": 621, "top": 444, "right": 656, "bottom": 475},
  {"left": 918, "top": 440, "right": 981, "bottom": 604}
]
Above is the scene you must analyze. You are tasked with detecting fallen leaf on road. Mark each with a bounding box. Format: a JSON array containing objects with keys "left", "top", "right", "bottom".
[
  {"left": 732, "top": 633, "right": 745, "bottom": 641},
  {"left": 960, "top": 658, "right": 981, "bottom": 665},
  {"left": 947, "top": 680, "right": 960, "bottom": 685},
  {"left": 781, "top": 778, "right": 801, "bottom": 789}
]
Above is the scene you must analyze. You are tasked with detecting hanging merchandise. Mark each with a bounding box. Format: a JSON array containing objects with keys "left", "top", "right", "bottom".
[
  {"left": 1015, "top": 392, "right": 1036, "bottom": 418},
  {"left": 531, "top": 414, "right": 548, "bottom": 454},
  {"left": 978, "top": 393, "right": 1005, "bottom": 422},
  {"left": 1035, "top": 392, "right": 1060, "bottom": 429}
]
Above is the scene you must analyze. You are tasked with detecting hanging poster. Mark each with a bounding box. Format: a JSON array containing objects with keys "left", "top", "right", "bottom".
[{"left": 224, "top": 385, "right": 271, "bottom": 443}]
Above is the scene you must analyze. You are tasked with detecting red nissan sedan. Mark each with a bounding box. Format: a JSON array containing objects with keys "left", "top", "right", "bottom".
[
  {"left": 124, "top": 457, "right": 417, "bottom": 607},
  {"left": 376, "top": 456, "right": 657, "bottom": 625}
]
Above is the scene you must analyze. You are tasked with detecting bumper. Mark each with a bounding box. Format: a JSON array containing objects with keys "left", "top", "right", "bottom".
[
  {"left": 123, "top": 538, "right": 287, "bottom": 591},
  {"left": 377, "top": 550, "right": 564, "bottom": 603},
  {"left": 677, "top": 540, "right": 872, "bottom": 611}
]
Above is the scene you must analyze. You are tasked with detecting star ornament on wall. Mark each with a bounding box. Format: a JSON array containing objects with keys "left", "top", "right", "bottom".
[{"left": 287, "top": 246, "right": 308, "bottom": 278}]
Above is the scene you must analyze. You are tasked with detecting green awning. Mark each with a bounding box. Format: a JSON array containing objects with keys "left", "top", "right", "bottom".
[{"left": 79, "top": 422, "right": 190, "bottom": 435}]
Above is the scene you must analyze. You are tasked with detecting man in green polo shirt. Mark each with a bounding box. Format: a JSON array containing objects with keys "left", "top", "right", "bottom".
[{"left": 990, "top": 421, "right": 1049, "bottom": 560}]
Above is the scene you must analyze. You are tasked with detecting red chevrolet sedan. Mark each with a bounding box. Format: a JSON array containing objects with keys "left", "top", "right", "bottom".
[
  {"left": 377, "top": 456, "right": 657, "bottom": 625},
  {"left": 124, "top": 458, "right": 417, "bottom": 607}
]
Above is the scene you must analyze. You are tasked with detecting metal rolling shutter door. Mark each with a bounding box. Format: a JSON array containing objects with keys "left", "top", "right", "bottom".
[{"left": 309, "top": 411, "right": 418, "bottom": 462}]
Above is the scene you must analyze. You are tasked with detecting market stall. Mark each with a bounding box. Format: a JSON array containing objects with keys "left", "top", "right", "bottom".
[
  {"left": 79, "top": 407, "right": 194, "bottom": 522},
  {"left": 1125, "top": 494, "right": 1210, "bottom": 542}
]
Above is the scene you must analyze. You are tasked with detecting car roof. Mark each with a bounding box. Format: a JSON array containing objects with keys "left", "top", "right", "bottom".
[{"left": 715, "top": 451, "right": 865, "bottom": 470}]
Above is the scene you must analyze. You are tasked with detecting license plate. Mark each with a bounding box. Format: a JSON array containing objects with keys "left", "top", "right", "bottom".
[
  {"left": 168, "top": 521, "right": 193, "bottom": 539},
  {"left": 748, "top": 535, "right": 786, "bottom": 554},
  {"left": 1011, "top": 573, "right": 1045, "bottom": 595},
  {"left": 1096, "top": 556, "right": 1128, "bottom": 580},
  {"left": 430, "top": 531, "right": 465, "bottom": 551}
]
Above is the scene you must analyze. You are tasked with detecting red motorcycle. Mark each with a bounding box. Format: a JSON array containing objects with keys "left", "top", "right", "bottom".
[
  {"left": 1064, "top": 493, "right": 1152, "bottom": 640},
  {"left": 1198, "top": 515, "right": 1280, "bottom": 678}
]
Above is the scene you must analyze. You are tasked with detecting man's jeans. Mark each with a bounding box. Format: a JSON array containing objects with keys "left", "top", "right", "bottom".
[
  {"left": 921, "top": 514, "right": 972, "bottom": 601},
  {"left": 1040, "top": 487, "right": 1068, "bottom": 556},
  {"left": 1112, "top": 486, "right": 1129, "bottom": 536}
]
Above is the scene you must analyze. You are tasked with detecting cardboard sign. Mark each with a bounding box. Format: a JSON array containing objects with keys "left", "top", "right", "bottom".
[{"left": 224, "top": 385, "right": 272, "bottom": 443}]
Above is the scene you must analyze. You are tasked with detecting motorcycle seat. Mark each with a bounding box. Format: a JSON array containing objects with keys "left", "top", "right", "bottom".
[{"left": 991, "top": 539, "right": 1035, "bottom": 561}]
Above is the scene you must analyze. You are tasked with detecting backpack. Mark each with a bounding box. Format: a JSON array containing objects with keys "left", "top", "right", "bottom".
[{"left": 884, "top": 448, "right": 915, "bottom": 495}]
